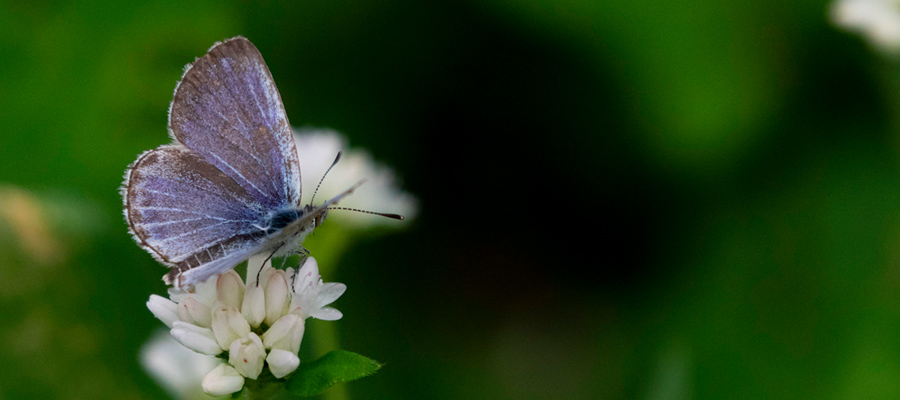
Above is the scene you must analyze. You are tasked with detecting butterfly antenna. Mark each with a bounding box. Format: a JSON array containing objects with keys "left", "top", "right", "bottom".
[
  {"left": 309, "top": 151, "right": 342, "bottom": 206},
  {"left": 328, "top": 207, "right": 405, "bottom": 220}
]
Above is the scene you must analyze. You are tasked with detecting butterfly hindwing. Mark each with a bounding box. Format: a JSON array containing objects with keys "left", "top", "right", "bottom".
[{"left": 123, "top": 145, "right": 268, "bottom": 287}]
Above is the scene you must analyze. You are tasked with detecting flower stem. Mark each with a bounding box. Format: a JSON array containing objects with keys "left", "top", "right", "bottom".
[
  {"left": 306, "top": 230, "right": 352, "bottom": 400},
  {"left": 311, "top": 321, "right": 350, "bottom": 400},
  {"left": 239, "top": 369, "right": 283, "bottom": 399}
]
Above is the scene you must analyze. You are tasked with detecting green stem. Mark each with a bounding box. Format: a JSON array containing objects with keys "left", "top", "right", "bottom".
[
  {"left": 305, "top": 228, "right": 353, "bottom": 400},
  {"left": 235, "top": 369, "right": 283, "bottom": 399},
  {"left": 311, "top": 322, "right": 349, "bottom": 400}
]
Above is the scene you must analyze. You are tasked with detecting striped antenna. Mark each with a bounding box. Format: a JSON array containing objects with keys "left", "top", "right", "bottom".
[
  {"left": 309, "top": 151, "right": 342, "bottom": 205},
  {"left": 328, "top": 206, "right": 404, "bottom": 220}
]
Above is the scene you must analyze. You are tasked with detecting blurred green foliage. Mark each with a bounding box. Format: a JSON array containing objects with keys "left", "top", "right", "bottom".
[{"left": 2, "top": 0, "right": 900, "bottom": 399}]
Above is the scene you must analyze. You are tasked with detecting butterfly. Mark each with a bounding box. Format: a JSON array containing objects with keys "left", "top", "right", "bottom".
[{"left": 121, "top": 36, "right": 398, "bottom": 288}]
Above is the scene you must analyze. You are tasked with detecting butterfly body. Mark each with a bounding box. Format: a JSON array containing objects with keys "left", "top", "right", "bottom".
[{"left": 121, "top": 36, "right": 356, "bottom": 289}]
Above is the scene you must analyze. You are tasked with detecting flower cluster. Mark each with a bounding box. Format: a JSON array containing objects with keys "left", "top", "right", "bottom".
[{"left": 146, "top": 255, "right": 345, "bottom": 396}]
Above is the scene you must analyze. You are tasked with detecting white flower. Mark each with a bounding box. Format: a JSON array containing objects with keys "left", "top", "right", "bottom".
[
  {"left": 290, "top": 257, "right": 346, "bottom": 320},
  {"left": 146, "top": 254, "right": 347, "bottom": 395},
  {"left": 294, "top": 127, "right": 418, "bottom": 228},
  {"left": 832, "top": 0, "right": 900, "bottom": 53}
]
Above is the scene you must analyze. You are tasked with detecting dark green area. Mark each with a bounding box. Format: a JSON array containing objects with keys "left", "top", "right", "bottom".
[{"left": 2, "top": 0, "right": 900, "bottom": 399}]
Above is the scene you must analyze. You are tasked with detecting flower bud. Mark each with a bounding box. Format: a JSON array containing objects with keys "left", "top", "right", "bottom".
[
  {"left": 202, "top": 363, "right": 245, "bottom": 396},
  {"left": 147, "top": 295, "right": 179, "bottom": 328},
  {"left": 211, "top": 305, "right": 251, "bottom": 350},
  {"left": 176, "top": 296, "right": 212, "bottom": 327},
  {"left": 216, "top": 270, "right": 245, "bottom": 309},
  {"left": 241, "top": 283, "right": 265, "bottom": 328},
  {"left": 228, "top": 333, "right": 265, "bottom": 379},
  {"left": 170, "top": 321, "right": 221, "bottom": 355},
  {"left": 266, "top": 349, "right": 300, "bottom": 378},
  {"left": 264, "top": 271, "right": 290, "bottom": 326},
  {"left": 261, "top": 313, "right": 305, "bottom": 353}
]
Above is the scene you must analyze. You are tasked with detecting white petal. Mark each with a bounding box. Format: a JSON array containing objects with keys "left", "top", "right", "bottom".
[
  {"left": 216, "top": 270, "right": 245, "bottom": 309},
  {"left": 264, "top": 271, "right": 290, "bottom": 326},
  {"left": 147, "top": 295, "right": 179, "bottom": 328},
  {"left": 309, "top": 307, "right": 343, "bottom": 321},
  {"left": 170, "top": 321, "right": 222, "bottom": 355},
  {"left": 241, "top": 284, "right": 266, "bottom": 328},
  {"left": 315, "top": 282, "right": 347, "bottom": 308},
  {"left": 293, "top": 257, "right": 320, "bottom": 293},
  {"left": 266, "top": 349, "right": 300, "bottom": 378},
  {"left": 202, "top": 363, "right": 245, "bottom": 396}
]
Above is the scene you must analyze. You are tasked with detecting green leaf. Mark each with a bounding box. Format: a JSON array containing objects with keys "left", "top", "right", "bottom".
[{"left": 285, "top": 350, "right": 382, "bottom": 396}]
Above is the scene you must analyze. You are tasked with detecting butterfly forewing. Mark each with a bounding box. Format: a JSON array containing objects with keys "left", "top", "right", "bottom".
[
  {"left": 168, "top": 37, "right": 302, "bottom": 211},
  {"left": 124, "top": 145, "right": 269, "bottom": 286}
]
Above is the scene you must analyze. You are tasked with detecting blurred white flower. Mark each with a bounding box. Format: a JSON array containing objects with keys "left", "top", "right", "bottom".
[
  {"left": 293, "top": 127, "right": 418, "bottom": 228},
  {"left": 140, "top": 329, "right": 219, "bottom": 399},
  {"left": 145, "top": 255, "right": 346, "bottom": 396},
  {"left": 832, "top": 0, "right": 900, "bottom": 53}
]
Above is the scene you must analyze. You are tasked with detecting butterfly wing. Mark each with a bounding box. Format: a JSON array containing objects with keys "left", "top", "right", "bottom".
[
  {"left": 123, "top": 145, "right": 268, "bottom": 287},
  {"left": 168, "top": 36, "right": 302, "bottom": 211}
]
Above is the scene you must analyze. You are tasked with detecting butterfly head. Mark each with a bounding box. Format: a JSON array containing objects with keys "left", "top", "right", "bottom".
[
  {"left": 264, "top": 203, "right": 328, "bottom": 235},
  {"left": 307, "top": 203, "right": 328, "bottom": 228}
]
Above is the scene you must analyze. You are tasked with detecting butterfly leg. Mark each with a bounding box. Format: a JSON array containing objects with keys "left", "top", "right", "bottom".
[
  {"left": 256, "top": 242, "right": 287, "bottom": 286},
  {"left": 290, "top": 247, "right": 312, "bottom": 287}
]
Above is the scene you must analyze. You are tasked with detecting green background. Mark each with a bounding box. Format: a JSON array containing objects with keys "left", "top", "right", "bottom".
[{"left": 2, "top": 0, "right": 899, "bottom": 398}]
